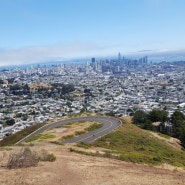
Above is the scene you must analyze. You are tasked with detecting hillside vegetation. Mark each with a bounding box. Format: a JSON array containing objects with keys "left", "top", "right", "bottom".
[
  {"left": 90, "top": 118, "right": 185, "bottom": 167},
  {"left": 133, "top": 109, "right": 185, "bottom": 147},
  {"left": 0, "top": 122, "right": 47, "bottom": 147}
]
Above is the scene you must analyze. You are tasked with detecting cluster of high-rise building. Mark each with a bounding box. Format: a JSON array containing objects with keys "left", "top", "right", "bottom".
[{"left": 89, "top": 53, "right": 148, "bottom": 74}]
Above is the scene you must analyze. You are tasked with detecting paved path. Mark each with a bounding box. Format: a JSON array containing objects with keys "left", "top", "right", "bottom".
[{"left": 15, "top": 116, "right": 121, "bottom": 145}]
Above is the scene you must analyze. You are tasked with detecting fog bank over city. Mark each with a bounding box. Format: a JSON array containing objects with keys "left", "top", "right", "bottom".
[{"left": 0, "top": 48, "right": 185, "bottom": 69}]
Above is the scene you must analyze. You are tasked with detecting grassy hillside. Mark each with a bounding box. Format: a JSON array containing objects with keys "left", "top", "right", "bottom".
[
  {"left": 91, "top": 118, "right": 185, "bottom": 167},
  {"left": 0, "top": 122, "right": 47, "bottom": 147}
]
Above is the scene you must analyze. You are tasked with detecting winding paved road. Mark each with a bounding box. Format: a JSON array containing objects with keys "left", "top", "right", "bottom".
[{"left": 15, "top": 116, "right": 121, "bottom": 145}]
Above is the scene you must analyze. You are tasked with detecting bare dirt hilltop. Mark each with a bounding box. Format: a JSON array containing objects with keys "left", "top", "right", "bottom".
[{"left": 0, "top": 142, "right": 185, "bottom": 185}]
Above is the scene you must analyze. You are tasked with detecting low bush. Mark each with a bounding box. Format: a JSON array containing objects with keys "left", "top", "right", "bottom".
[
  {"left": 7, "top": 147, "right": 56, "bottom": 169},
  {"left": 7, "top": 148, "right": 38, "bottom": 169},
  {"left": 39, "top": 149, "right": 56, "bottom": 162},
  {"left": 85, "top": 123, "right": 102, "bottom": 131},
  {"left": 76, "top": 142, "right": 91, "bottom": 149}
]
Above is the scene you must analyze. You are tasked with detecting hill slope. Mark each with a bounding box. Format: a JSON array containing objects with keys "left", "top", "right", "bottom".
[
  {"left": 0, "top": 116, "right": 185, "bottom": 185},
  {"left": 91, "top": 117, "right": 185, "bottom": 167}
]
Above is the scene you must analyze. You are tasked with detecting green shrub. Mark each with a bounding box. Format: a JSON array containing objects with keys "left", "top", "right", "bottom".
[
  {"left": 85, "top": 123, "right": 102, "bottom": 131},
  {"left": 62, "top": 134, "right": 74, "bottom": 140},
  {"left": 75, "top": 131, "right": 86, "bottom": 135},
  {"left": 76, "top": 142, "right": 90, "bottom": 149},
  {"left": 39, "top": 150, "right": 56, "bottom": 162}
]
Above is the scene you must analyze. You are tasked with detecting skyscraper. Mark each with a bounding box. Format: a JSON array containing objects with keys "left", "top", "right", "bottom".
[
  {"left": 91, "top": 57, "right": 96, "bottom": 69},
  {"left": 91, "top": 58, "right": 95, "bottom": 63},
  {"left": 143, "top": 56, "right": 148, "bottom": 64},
  {"left": 118, "top": 52, "right": 121, "bottom": 62}
]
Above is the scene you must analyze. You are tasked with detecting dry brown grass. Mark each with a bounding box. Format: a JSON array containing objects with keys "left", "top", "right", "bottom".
[
  {"left": 7, "top": 148, "right": 38, "bottom": 169},
  {"left": 6, "top": 147, "right": 56, "bottom": 169}
]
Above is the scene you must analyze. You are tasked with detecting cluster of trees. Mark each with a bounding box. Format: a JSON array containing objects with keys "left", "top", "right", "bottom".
[
  {"left": 6, "top": 118, "right": 15, "bottom": 126},
  {"left": 0, "top": 79, "right": 4, "bottom": 84},
  {"left": 171, "top": 110, "right": 185, "bottom": 147},
  {"left": 8, "top": 83, "right": 75, "bottom": 98},
  {"left": 133, "top": 109, "right": 185, "bottom": 147},
  {"left": 0, "top": 118, "right": 15, "bottom": 127},
  {"left": 0, "top": 78, "right": 15, "bottom": 85},
  {"left": 133, "top": 109, "right": 168, "bottom": 130},
  {"left": 9, "top": 84, "right": 30, "bottom": 95},
  {"left": 51, "top": 83, "right": 75, "bottom": 95}
]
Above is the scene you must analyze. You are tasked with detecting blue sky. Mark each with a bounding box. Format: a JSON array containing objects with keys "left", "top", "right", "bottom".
[{"left": 0, "top": 0, "right": 185, "bottom": 66}]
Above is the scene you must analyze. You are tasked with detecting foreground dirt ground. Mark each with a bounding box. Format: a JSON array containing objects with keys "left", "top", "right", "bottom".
[{"left": 0, "top": 143, "right": 185, "bottom": 185}]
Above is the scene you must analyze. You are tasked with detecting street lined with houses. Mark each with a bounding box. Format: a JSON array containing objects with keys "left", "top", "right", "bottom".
[{"left": 0, "top": 57, "right": 184, "bottom": 139}]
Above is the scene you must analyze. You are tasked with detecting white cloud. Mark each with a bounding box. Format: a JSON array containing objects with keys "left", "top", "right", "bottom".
[{"left": 0, "top": 42, "right": 105, "bottom": 66}]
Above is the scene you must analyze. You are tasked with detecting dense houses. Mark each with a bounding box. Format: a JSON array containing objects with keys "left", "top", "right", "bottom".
[{"left": 0, "top": 57, "right": 184, "bottom": 139}]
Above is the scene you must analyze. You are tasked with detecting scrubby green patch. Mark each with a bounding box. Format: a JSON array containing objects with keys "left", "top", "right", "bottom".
[
  {"left": 157, "top": 132, "right": 171, "bottom": 139},
  {"left": 50, "top": 141, "right": 64, "bottom": 145},
  {"left": 62, "top": 134, "right": 75, "bottom": 140},
  {"left": 70, "top": 147, "right": 119, "bottom": 159},
  {"left": 63, "top": 121, "right": 102, "bottom": 130},
  {"left": 76, "top": 142, "right": 91, "bottom": 149},
  {"left": 68, "top": 113, "right": 83, "bottom": 118},
  {"left": 63, "top": 125, "right": 72, "bottom": 128},
  {"left": 62, "top": 121, "right": 86, "bottom": 128},
  {"left": 61, "top": 122, "right": 102, "bottom": 141},
  {"left": 85, "top": 122, "right": 102, "bottom": 131},
  {"left": 0, "top": 122, "right": 47, "bottom": 147},
  {"left": 91, "top": 119, "right": 185, "bottom": 167},
  {"left": 69, "top": 148, "right": 98, "bottom": 156},
  {"left": 39, "top": 149, "right": 56, "bottom": 162},
  {"left": 75, "top": 130, "right": 86, "bottom": 135},
  {"left": 26, "top": 134, "right": 55, "bottom": 142}
]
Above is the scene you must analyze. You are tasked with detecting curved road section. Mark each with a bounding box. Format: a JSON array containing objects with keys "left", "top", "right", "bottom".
[{"left": 16, "top": 116, "right": 121, "bottom": 145}]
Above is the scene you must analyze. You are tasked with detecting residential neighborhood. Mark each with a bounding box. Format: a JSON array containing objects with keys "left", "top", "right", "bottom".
[{"left": 0, "top": 56, "right": 184, "bottom": 139}]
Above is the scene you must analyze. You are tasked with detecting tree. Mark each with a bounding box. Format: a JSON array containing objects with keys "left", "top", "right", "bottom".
[
  {"left": 106, "top": 111, "right": 115, "bottom": 117},
  {"left": 0, "top": 79, "right": 4, "bottom": 84},
  {"left": 133, "top": 110, "right": 153, "bottom": 130},
  {"left": 22, "top": 114, "right": 28, "bottom": 121},
  {"left": 133, "top": 110, "right": 148, "bottom": 125},
  {"left": 6, "top": 118, "right": 15, "bottom": 126},
  {"left": 7, "top": 78, "right": 15, "bottom": 84},
  {"left": 80, "top": 106, "right": 87, "bottom": 113},
  {"left": 84, "top": 88, "right": 91, "bottom": 94},
  {"left": 10, "top": 84, "right": 21, "bottom": 91},
  {"left": 127, "top": 108, "right": 134, "bottom": 116},
  {"left": 171, "top": 110, "right": 185, "bottom": 137},
  {"left": 171, "top": 110, "right": 185, "bottom": 147},
  {"left": 179, "top": 125, "right": 185, "bottom": 148},
  {"left": 62, "top": 84, "right": 75, "bottom": 94},
  {"left": 142, "top": 120, "right": 153, "bottom": 130},
  {"left": 148, "top": 109, "right": 168, "bottom": 123},
  {"left": 66, "top": 101, "right": 72, "bottom": 107}
]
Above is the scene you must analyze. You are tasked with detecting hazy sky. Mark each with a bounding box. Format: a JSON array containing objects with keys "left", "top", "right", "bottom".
[{"left": 0, "top": 0, "right": 185, "bottom": 66}]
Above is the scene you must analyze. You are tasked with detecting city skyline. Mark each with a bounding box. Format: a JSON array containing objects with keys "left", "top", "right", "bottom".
[{"left": 0, "top": 0, "right": 185, "bottom": 66}]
